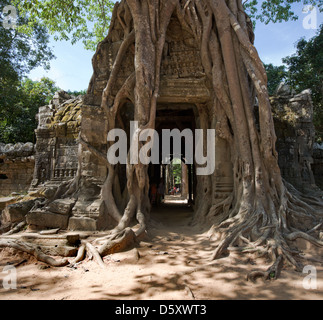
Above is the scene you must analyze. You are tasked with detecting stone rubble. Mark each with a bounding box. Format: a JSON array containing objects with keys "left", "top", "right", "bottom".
[{"left": 1, "top": 85, "right": 322, "bottom": 232}]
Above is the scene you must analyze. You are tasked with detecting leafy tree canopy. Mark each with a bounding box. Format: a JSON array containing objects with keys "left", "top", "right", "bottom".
[
  {"left": 283, "top": 24, "right": 323, "bottom": 141},
  {"left": 264, "top": 25, "right": 322, "bottom": 141},
  {"left": 0, "top": 0, "right": 56, "bottom": 143},
  {"left": 67, "top": 89, "right": 87, "bottom": 97},
  {"left": 0, "top": 0, "right": 54, "bottom": 79},
  {"left": 13, "top": 0, "right": 116, "bottom": 51},
  {"left": 244, "top": 0, "right": 322, "bottom": 25},
  {"left": 264, "top": 63, "right": 288, "bottom": 95},
  {"left": 0, "top": 77, "right": 60, "bottom": 144},
  {"left": 13, "top": 0, "right": 323, "bottom": 51}
]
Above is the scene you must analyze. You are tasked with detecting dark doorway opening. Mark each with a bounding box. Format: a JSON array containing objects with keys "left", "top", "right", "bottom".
[{"left": 148, "top": 104, "right": 197, "bottom": 222}]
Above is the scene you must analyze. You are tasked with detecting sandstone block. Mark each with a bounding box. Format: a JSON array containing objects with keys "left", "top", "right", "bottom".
[
  {"left": 47, "top": 199, "right": 76, "bottom": 215},
  {"left": 68, "top": 216, "right": 97, "bottom": 231},
  {"left": 2, "top": 200, "right": 35, "bottom": 224},
  {"left": 26, "top": 211, "right": 70, "bottom": 229},
  {"left": 39, "top": 245, "right": 78, "bottom": 257}
]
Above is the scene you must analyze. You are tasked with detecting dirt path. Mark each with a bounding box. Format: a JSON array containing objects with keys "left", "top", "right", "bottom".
[{"left": 0, "top": 197, "right": 322, "bottom": 300}]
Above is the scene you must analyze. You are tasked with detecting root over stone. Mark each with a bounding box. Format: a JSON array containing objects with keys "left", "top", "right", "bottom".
[{"left": 1, "top": 0, "right": 322, "bottom": 277}]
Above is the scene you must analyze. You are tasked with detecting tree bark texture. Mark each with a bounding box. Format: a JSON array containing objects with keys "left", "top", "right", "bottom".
[
  {"left": 82, "top": 0, "right": 323, "bottom": 274},
  {"left": 3, "top": 0, "right": 322, "bottom": 275}
]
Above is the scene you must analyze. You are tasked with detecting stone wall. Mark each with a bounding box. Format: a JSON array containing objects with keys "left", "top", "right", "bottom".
[
  {"left": 0, "top": 143, "right": 35, "bottom": 197},
  {"left": 84, "top": 13, "right": 212, "bottom": 107},
  {"left": 271, "top": 84, "right": 321, "bottom": 195},
  {"left": 1, "top": 85, "right": 322, "bottom": 231},
  {"left": 30, "top": 91, "right": 81, "bottom": 191},
  {"left": 24, "top": 91, "right": 112, "bottom": 231},
  {"left": 312, "top": 145, "right": 323, "bottom": 190}
]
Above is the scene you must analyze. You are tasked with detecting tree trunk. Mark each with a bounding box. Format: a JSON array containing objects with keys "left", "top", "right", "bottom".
[
  {"left": 84, "top": 0, "right": 323, "bottom": 274},
  {"left": 98, "top": 0, "right": 322, "bottom": 275},
  {"left": 4, "top": 0, "right": 322, "bottom": 275}
]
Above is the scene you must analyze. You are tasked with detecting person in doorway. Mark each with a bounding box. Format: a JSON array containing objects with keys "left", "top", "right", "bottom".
[
  {"left": 157, "top": 180, "right": 165, "bottom": 205},
  {"left": 150, "top": 183, "right": 157, "bottom": 205}
]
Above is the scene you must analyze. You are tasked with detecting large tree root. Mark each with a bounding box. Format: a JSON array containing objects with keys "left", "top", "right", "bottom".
[
  {"left": 209, "top": 194, "right": 323, "bottom": 281},
  {"left": 247, "top": 255, "right": 284, "bottom": 282},
  {"left": 3, "top": 0, "right": 322, "bottom": 280},
  {"left": 96, "top": 227, "right": 137, "bottom": 257},
  {"left": 0, "top": 226, "right": 139, "bottom": 269},
  {"left": 85, "top": 241, "right": 107, "bottom": 269},
  {"left": 0, "top": 239, "right": 69, "bottom": 267}
]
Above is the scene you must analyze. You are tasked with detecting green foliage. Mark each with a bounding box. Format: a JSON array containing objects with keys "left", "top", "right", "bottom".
[
  {"left": 265, "top": 25, "right": 322, "bottom": 141},
  {"left": 171, "top": 158, "right": 182, "bottom": 185},
  {"left": 0, "top": 0, "right": 55, "bottom": 143},
  {"left": 22, "top": 77, "right": 60, "bottom": 105},
  {"left": 67, "top": 89, "right": 87, "bottom": 97},
  {"left": 282, "top": 25, "right": 323, "bottom": 141},
  {"left": 13, "top": 0, "right": 323, "bottom": 51},
  {"left": 0, "top": 77, "right": 60, "bottom": 144},
  {"left": 13, "top": 0, "right": 116, "bottom": 51},
  {"left": 264, "top": 63, "right": 288, "bottom": 95},
  {"left": 244, "top": 0, "right": 322, "bottom": 25},
  {"left": 0, "top": 0, "right": 54, "bottom": 77}
]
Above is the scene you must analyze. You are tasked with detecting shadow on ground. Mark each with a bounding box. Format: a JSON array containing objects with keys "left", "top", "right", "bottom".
[{"left": 0, "top": 197, "right": 322, "bottom": 300}]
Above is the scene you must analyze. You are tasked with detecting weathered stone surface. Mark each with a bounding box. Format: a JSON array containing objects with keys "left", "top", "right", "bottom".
[
  {"left": 85, "top": 26, "right": 212, "bottom": 107},
  {"left": 39, "top": 245, "right": 78, "bottom": 257},
  {"left": 51, "top": 90, "right": 74, "bottom": 107},
  {"left": 26, "top": 211, "right": 70, "bottom": 229},
  {"left": 0, "top": 197, "right": 17, "bottom": 211},
  {"left": 20, "top": 92, "right": 108, "bottom": 231},
  {"left": 46, "top": 199, "right": 76, "bottom": 215},
  {"left": 275, "top": 82, "right": 296, "bottom": 97},
  {"left": 28, "top": 186, "right": 58, "bottom": 199},
  {"left": 0, "top": 142, "right": 34, "bottom": 159},
  {"left": 68, "top": 216, "right": 97, "bottom": 231},
  {"left": 1, "top": 200, "right": 36, "bottom": 224},
  {"left": 110, "top": 248, "right": 141, "bottom": 264},
  {"left": 21, "top": 233, "right": 80, "bottom": 246},
  {"left": 30, "top": 95, "right": 82, "bottom": 191},
  {"left": 0, "top": 143, "right": 35, "bottom": 197},
  {"left": 271, "top": 88, "right": 321, "bottom": 194},
  {"left": 312, "top": 146, "right": 323, "bottom": 190}
]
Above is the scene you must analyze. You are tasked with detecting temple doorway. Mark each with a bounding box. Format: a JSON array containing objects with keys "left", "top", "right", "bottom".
[{"left": 148, "top": 104, "right": 197, "bottom": 222}]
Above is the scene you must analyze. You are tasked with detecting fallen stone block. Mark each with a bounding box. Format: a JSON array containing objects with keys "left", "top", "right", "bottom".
[
  {"left": 26, "top": 210, "right": 70, "bottom": 229},
  {"left": 21, "top": 233, "right": 80, "bottom": 247},
  {"left": 2, "top": 200, "right": 36, "bottom": 224},
  {"left": 0, "top": 197, "right": 17, "bottom": 211},
  {"left": 40, "top": 245, "right": 78, "bottom": 257},
  {"left": 46, "top": 198, "right": 76, "bottom": 215},
  {"left": 68, "top": 216, "right": 97, "bottom": 231}
]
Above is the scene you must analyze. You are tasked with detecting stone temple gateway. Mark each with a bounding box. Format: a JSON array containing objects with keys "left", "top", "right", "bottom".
[
  {"left": 0, "top": 1, "right": 322, "bottom": 235},
  {"left": 12, "top": 11, "right": 233, "bottom": 232}
]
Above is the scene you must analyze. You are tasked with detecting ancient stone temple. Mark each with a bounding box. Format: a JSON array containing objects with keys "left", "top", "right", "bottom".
[
  {"left": 0, "top": 143, "right": 35, "bottom": 197},
  {"left": 84, "top": 10, "right": 235, "bottom": 210},
  {"left": 2, "top": 1, "right": 323, "bottom": 282},
  {"left": 271, "top": 85, "right": 321, "bottom": 195},
  {"left": 30, "top": 91, "right": 81, "bottom": 190},
  {"left": 24, "top": 17, "right": 224, "bottom": 231},
  {"left": 17, "top": 87, "right": 321, "bottom": 232},
  {"left": 25, "top": 91, "right": 110, "bottom": 231},
  {"left": 0, "top": 10, "right": 322, "bottom": 233}
]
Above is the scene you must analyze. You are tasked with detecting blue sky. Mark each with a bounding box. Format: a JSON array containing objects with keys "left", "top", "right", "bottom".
[{"left": 28, "top": 3, "right": 322, "bottom": 92}]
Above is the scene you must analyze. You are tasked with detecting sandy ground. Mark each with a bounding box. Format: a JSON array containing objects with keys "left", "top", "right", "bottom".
[{"left": 0, "top": 196, "right": 322, "bottom": 300}]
